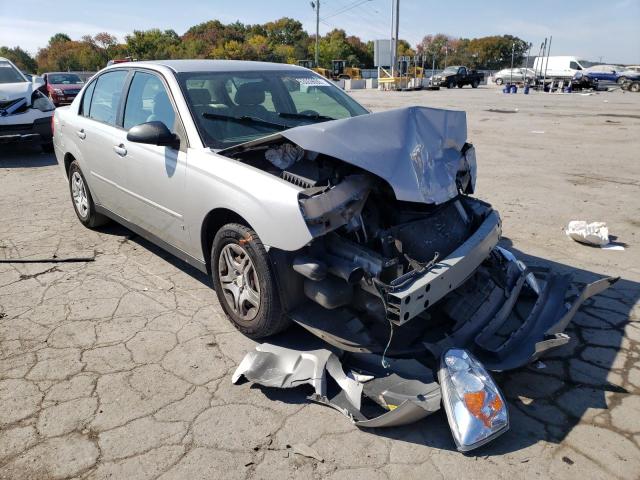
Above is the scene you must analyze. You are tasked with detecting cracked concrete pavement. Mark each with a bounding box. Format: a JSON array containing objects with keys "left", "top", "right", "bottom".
[{"left": 1, "top": 87, "right": 639, "bottom": 479}]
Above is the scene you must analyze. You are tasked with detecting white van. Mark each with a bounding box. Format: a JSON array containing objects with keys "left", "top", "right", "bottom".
[{"left": 532, "top": 56, "right": 594, "bottom": 79}]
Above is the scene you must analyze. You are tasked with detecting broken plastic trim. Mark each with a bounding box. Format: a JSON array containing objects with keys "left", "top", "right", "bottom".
[{"left": 232, "top": 344, "right": 442, "bottom": 428}]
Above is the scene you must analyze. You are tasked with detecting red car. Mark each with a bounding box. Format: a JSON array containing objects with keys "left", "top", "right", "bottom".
[{"left": 41, "top": 72, "right": 85, "bottom": 106}]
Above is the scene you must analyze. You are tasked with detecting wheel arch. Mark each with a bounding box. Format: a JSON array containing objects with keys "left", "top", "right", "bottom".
[
  {"left": 200, "top": 208, "right": 252, "bottom": 274},
  {"left": 63, "top": 152, "right": 76, "bottom": 177}
]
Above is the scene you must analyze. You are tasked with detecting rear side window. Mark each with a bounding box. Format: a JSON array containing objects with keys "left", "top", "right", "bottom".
[
  {"left": 88, "top": 70, "right": 128, "bottom": 125},
  {"left": 123, "top": 71, "right": 176, "bottom": 131},
  {"left": 81, "top": 81, "right": 96, "bottom": 116}
]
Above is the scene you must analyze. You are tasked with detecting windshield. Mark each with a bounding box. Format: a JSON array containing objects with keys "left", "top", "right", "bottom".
[
  {"left": 0, "top": 61, "right": 26, "bottom": 84},
  {"left": 177, "top": 69, "right": 368, "bottom": 148},
  {"left": 577, "top": 60, "right": 597, "bottom": 69},
  {"left": 48, "top": 73, "right": 83, "bottom": 85},
  {"left": 443, "top": 66, "right": 460, "bottom": 73}
]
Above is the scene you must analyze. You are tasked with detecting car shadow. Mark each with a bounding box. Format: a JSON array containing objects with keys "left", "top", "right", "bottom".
[
  {"left": 100, "top": 223, "right": 637, "bottom": 455},
  {"left": 0, "top": 144, "right": 58, "bottom": 167}
]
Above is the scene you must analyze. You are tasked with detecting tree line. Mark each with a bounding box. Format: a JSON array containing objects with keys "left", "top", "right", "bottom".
[{"left": 1, "top": 17, "right": 528, "bottom": 74}]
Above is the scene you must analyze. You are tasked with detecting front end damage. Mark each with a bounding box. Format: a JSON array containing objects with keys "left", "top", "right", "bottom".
[{"left": 224, "top": 106, "right": 618, "bottom": 451}]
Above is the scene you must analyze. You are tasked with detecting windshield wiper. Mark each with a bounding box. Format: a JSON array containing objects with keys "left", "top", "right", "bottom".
[
  {"left": 278, "top": 112, "right": 335, "bottom": 121},
  {"left": 202, "top": 112, "right": 288, "bottom": 130}
]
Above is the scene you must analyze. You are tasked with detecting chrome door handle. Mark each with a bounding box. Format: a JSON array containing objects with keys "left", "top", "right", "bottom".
[
  {"left": 113, "top": 144, "right": 127, "bottom": 157},
  {"left": 76, "top": 129, "right": 86, "bottom": 139}
]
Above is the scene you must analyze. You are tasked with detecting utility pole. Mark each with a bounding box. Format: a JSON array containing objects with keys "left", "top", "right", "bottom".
[
  {"left": 444, "top": 44, "right": 448, "bottom": 69},
  {"left": 394, "top": 0, "right": 400, "bottom": 76},
  {"left": 311, "top": 1, "right": 320, "bottom": 67},
  {"left": 509, "top": 42, "right": 515, "bottom": 85}
]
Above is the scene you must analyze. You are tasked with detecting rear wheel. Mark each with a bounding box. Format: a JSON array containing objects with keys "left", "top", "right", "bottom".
[
  {"left": 617, "top": 76, "right": 627, "bottom": 85},
  {"left": 630, "top": 82, "right": 640, "bottom": 93},
  {"left": 68, "top": 161, "right": 109, "bottom": 228},
  {"left": 495, "top": 78, "right": 503, "bottom": 85},
  {"left": 457, "top": 83, "right": 464, "bottom": 88},
  {"left": 211, "top": 223, "right": 289, "bottom": 338}
]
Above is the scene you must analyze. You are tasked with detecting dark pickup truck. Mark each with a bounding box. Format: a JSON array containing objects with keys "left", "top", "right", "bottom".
[{"left": 431, "top": 66, "right": 484, "bottom": 88}]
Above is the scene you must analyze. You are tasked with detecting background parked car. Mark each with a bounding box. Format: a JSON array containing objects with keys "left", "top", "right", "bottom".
[
  {"left": 0, "top": 57, "right": 55, "bottom": 152},
  {"left": 584, "top": 65, "right": 629, "bottom": 84},
  {"left": 41, "top": 72, "right": 85, "bottom": 106},
  {"left": 493, "top": 68, "right": 536, "bottom": 85},
  {"left": 571, "top": 71, "right": 599, "bottom": 90}
]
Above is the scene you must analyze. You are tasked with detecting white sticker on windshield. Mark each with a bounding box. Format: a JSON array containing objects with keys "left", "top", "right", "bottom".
[{"left": 295, "top": 77, "right": 331, "bottom": 87}]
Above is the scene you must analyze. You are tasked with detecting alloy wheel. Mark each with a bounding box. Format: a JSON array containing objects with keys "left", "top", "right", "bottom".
[
  {"left": 218, "top": 243, "right": 261, "bottom": 320},
  {"left": 71, "top": 171, "right": 89, "bottom": 219}
]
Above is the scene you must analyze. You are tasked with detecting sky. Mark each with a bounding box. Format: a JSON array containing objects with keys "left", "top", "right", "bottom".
[{"left": 1, "top": 0, "right": 639, "bottom": 64}]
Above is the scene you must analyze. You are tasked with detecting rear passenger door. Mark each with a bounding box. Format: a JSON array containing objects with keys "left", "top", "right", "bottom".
[
  {"left": 115, "top": 70, "right": 189, "bottom": 251},
  {"left": 76, "top": 69, "right": 130, "bottom": 214}
]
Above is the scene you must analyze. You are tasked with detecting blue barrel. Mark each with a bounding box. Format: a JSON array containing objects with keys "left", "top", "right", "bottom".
[
  {"left": 524, "top": 85, "right": 530, "bottom": 94},
  {"left": 510, "top": 85, "right": 517, "bottom": 94},
  {"left": 503, "top": 86, "right": 509, "bottom": 94}
]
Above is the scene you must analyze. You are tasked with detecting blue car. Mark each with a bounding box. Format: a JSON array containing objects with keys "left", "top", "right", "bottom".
[{"left": 584, "top": 65, "right": 631, "bottom": 84}]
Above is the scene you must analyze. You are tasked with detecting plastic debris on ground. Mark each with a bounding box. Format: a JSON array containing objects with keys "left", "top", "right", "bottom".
[{"left": 565, "top": 220, "right": 609, "bottom": 246}]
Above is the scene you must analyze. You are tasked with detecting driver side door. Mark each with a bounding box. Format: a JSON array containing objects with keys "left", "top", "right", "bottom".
[{"left": 113, "top": 70, "right": 190, "bottom": 252}]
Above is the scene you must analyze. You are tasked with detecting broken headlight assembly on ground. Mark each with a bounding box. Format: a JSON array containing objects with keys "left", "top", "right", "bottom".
[
  {"left": 439, "top": 349, "right": 508, "bottom": 451},
  {"left": 225, "top": 106, "right": 618, "bottom": 452}
]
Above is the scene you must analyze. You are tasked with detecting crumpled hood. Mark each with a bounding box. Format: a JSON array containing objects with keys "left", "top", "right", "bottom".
[
  {"left": 280, "top": 106, "right": 469, "bottom": 204},
  {"left": 0, "top": 81, "right": 33, "bottom": 103}
]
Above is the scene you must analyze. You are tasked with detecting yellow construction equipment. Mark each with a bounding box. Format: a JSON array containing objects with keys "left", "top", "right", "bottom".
[{"left": 297, "top": 59, "right": 362, "bottom": 81}]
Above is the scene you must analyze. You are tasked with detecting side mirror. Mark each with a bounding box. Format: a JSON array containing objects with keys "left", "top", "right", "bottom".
[
  {"left": 127, "top": 121, "right": 179, "bottom": 148},
  {"left": 33, "top": 77, "right": 45, "bottom": 88}
]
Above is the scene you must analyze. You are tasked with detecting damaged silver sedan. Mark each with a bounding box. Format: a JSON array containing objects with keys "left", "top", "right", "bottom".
[{"left": 53, "top": 60, "right": 617, "bottom": 451}]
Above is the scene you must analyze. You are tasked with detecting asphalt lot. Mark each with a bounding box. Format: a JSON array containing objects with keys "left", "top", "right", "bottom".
[{"left": 1, "top": 86, "right": 639, "bottom": 479}]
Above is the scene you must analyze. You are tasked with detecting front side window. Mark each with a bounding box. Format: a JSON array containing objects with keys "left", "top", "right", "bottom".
[
  {"left": 88, "top": 70, "right": 128, "bottom": 125},
  {"left": 178, "top": 70, "right": 368, "bottom": 149},
  {"left": 0, "top": 61, "right": 26, "bottom": 84},
  {"left": 570, "top": 61, "right": 582, "bottom": 70},
  {"left": 123, "top": 71, "right": 176, "bottom": 131},
  {"left": 47, "top": 73, "right": 83, "bottom": 85}
]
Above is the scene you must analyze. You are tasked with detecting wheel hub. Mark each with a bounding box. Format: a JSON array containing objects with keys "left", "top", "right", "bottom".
[
  {"left": 218, "top": 243, "right": 261, "bottom": 321},
  {"left": 71, "top": 171, "right": 89, "bottom": 218}
]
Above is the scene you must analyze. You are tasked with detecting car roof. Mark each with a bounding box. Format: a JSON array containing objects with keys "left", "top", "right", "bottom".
[{"left": 125, "top": 59, "right": 309, "bottom": 73}]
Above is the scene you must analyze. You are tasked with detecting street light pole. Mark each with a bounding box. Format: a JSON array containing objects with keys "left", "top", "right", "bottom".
[{"left": 509, "top": 42, "right": 515, "bottom": 86}]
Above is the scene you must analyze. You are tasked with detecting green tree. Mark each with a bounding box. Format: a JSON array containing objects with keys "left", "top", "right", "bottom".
[
  {"left": 0, "top": 46, "right": 37, "bottom": 72},
  {"left": 125, "top": 29, "right": 181, "bottom": 60},
  {"left": 48, "top": 33, "right": 72, "bottom": 45}
]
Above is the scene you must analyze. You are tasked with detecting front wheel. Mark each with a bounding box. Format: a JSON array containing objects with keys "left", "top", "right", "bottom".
[
  {"left": 211, "top": 223, "right": 289, "bottom": 338},
  {"left": 447, "top": 80, "right": 455, "bottom": 89},
  {"left": 630, "top": 82, "right": 640, "bottom": 93},
  {"left": 495, "top": 78, "right": 503, "bottom": 85},
  {"left": 617, "top": 76, "right": 627, "bottom": 85},
  {"left": 68, "top": 161, "right": 109, "bottom": 228},
  {"left": 472, "top": 80, "right": 479, "bottom": 88}
]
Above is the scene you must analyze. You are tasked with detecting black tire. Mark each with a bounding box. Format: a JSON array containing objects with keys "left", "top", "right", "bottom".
[
  {"left": 630, "top": 82, "right": 640, "bottom": 93},
  {"left": 41, "top": 142, "right": 54, "bottom": 153},
  {"left": 68, "top": 161, "right": 109, "bottom": 228},
  {"left": 457, "top": 83, "right": 464, "bottom": 88},
  {"left": 617, "top": 76, "right": 627, "bottom": 85},
  {"left": 447, "top": 79, "right": 455, "bottom": 89},
  {"left": 495, "top": 78, "right": 503, "bottom": 85},
  {"left": 211, "top": 223, "right": 289, "bottom": 338},
  {"left": 472, "top": 80, "right": 479, "bottom": 88}
]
